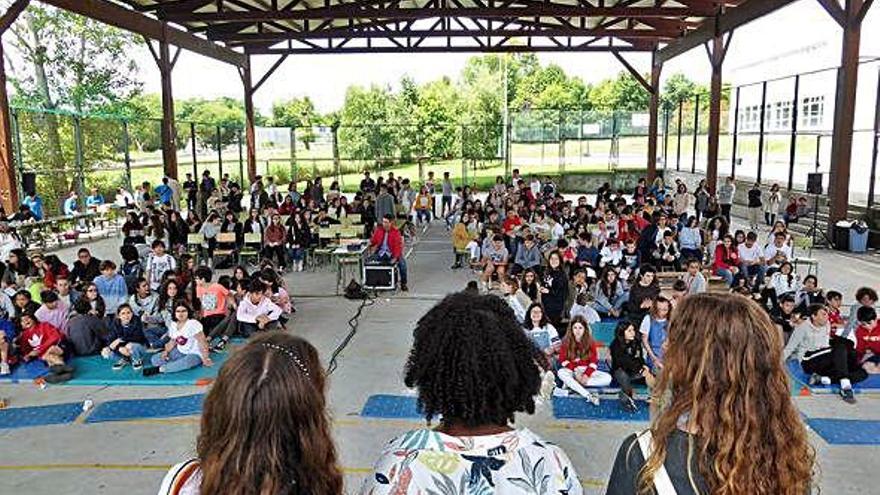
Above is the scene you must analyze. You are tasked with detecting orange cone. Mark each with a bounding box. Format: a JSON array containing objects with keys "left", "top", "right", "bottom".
[{"left": 799, "top": 386, "right": 811, "bottom": 397}]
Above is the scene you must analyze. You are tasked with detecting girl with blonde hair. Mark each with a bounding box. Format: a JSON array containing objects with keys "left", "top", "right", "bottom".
[{"left": 606, "top": 293, "right": 814, "bottom": 495}]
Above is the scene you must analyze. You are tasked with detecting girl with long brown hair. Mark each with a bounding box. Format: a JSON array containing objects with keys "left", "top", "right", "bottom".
[
  {"left": 606, "top": 293, "right": 814, "bottom": 495},
  {"left": 556, "top": 315, "right": 611, "bottom": 405},
  {"left": 158, "top": 333, "right": 342, "bottom": 495}
]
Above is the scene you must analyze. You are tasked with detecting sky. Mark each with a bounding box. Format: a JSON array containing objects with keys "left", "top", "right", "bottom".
[{"left": 131, "top": 0, "right": 879, "bottom": 115}]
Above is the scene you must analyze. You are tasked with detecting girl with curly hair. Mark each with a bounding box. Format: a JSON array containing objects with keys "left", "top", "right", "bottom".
[
  {"left": 606, "top": 293, "right": 814, "bottom": 495},
  {"left": 362, "top": 292, "right": 582, "bottom": 494}
]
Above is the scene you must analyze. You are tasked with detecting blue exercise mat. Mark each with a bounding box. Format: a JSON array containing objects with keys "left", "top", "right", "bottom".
[
  {"left": 592, "top": 322, "right": 617, "bottom": 346},
  {"left": 0, "top": 360, "right": 50, "bottom": 383},
  {"left": 361, "top": 394, "right": 423, "bottom": 419},
  {"left": 786, "top": 361, "right": 880, "bottom": 393},
  {"left": 806, "top": 418, "right": 880, "bottom": 445},
  {"left": 61, "top": 353, "right": 228, "bottom": 386},
  {"left": 86, "top": 393, "right": 205, "bottom": 423},
  {"left": 552, "top": 396, "right": 649, "bottom": 422},
  {"left": 0, "top": 402, "right": 83, "bottom": 429}
]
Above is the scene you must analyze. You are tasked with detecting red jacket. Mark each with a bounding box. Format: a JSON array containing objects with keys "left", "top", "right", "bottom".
[
  {"left": 370, "top": 225, "right": 404, "bottom": 259},
  {"left": 559, "top": 340, "right": 600, "bottom": 376},
  {"left": 713, "top": 244, "right": 739, "bottom": 273},
  {"left": 856, "top": 322, "right": 880, "bottom": 360},
  {"left": 19, "top": 321, "right": 63, "bottom": 359}
]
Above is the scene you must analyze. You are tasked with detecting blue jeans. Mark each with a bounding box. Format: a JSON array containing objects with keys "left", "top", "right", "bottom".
[
  {"left": 112, "top": 343, "right": 145, "bottom": 362},
  {"left": 741, "top": 263, "right": 766, "bottom": 290},
  {"left": 716, "top": 268, "right": 735, "bottom": 286},
  {"left": 151, "top": 348, "right": 202, "bottom": 373},
  {"left": 144, "top": 326, "right": 168, "bottom": 349},
  {"left": 592, "top": 292, "right": 629, "bottom": 314},
  {"left": 288, "top": 247, "right": 305, "bottom": 261}
]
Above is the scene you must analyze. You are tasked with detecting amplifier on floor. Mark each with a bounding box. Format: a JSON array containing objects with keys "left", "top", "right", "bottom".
[{"left": 363, "top": 263, "right": 397, "bottom": 291}]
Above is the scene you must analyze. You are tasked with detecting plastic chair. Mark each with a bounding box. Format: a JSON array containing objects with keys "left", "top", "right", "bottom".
[
  {"left": 213, "top": 232, "right": 238, "bottom": 266},
  {"left": 186, "top": 233, "right": 204, "bottom": 265},
  {"left": 239, "top": 232, "right": 263, "bottom": 266}
]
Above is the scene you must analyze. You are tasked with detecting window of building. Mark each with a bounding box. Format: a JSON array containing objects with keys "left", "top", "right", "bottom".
[{"left": 801, "top": 96, "right": 825, "bottom": 128}]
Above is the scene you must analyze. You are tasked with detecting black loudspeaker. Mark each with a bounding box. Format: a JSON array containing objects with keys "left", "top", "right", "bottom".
[
  {"left": 363, "top": 264, "right": 397, "bottom": 290},
  {"left": 806, "top": 173, "right": 823, "bottom": 195},
  {"left": 22, "top": 172, "right": 36, "bottom": 195}
]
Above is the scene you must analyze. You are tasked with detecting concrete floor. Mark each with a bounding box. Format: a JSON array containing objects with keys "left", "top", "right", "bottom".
[{"left": 1, "top": 219, "right": 879, "bottom": 494}]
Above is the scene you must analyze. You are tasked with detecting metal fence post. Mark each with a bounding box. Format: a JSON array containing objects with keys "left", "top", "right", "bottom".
[
  {"left": 788, "top": 75, "right": 801, "bottom": 191},
  {"left": 73, "top": 115, "right": 86, "bottom": 200},
  {"left": 676, "top": 100, "right": 683, "bottom": 171},
  {"left": 332, "top": 125, "right": 341, "bottom": 183},
  {"left": 216, "top": 125, "right": 223, "bottom": 177},
  {"left": 237, "top": 128, "right": 244, "bottom": 184},
  {"left": 558, "top": 109, "right": 564, "bottom": 175},
  {"left": 122, "top": 120, "right": 133, "bottom": 191},
  {"left": 290, "top": 127, "right": 296, "bottom": 184},
  {"left": 757, "top": 80, "right": 768, "bottom": 182},
  {"left": 663, "top": 107, "right": 670, "bottom": 170},
  {"left": 190, "top": 122, "right": 198, "bottom": 179},
  {"left": 10, "top": 110, "right": 23, "bottom": 193},
  {"left": 692, "top": 94, "right": 700, "bottom": 173},
  {"left": 732, "top": 87, "right": 741, "bottom": 178}
]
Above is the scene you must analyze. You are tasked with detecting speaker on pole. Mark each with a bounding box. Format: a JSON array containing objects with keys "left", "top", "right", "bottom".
[
  {"left": 806, "top": 172, "right": 823, "bottom": 195},
  {"left": 22, "top": 172, "right": 36, "bottom": 196}
]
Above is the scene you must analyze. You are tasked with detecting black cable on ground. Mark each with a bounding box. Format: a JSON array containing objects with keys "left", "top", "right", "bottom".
[{"left": 326, "top": 294, "right": 375, "bottom": 376}]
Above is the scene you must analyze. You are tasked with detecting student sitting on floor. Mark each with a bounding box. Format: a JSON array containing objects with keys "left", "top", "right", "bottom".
[
  {"left": 845, "top": 286, "right": 878, "bottom": 335},
  {"left": 795, "top": 275, "right": 825, "bottom": 315},
  {"left": 524, "top": 302, "right": 560, "bottom": 368},
  {"left": 782, "top": 303, "right": 867, "bottom": 404},
  {"left": 826, "top": 290, "right": 845, "bottom": 331},
  {"left": 0, "top": 314, "right": 16, "bottom": 375},
  {"left": 500, "top": 277, "right": 529, "bottom": 324},
  {"left": 18, "top": 312, "right": 73, "bottom": 383},
  {"left": 479, "top": 234, "right": 509, "bottom": 293},
  {"left": 680, "top": 258, "right": 707, "bottom": 295},
  {"left": 610, "top": 320, "right": 654, "bottom": 413},
  {"left": 591, "top": 266, "right": 628, "bottom": 318},
  {"left": 512, "top": 234, "right": 542, "bottom": 276},
  {"left": 555, "top": 316, "right": 611, "bottom": 405},
  {"left": 102, "top": 304, "right": 148, "bottom": 371},
  {"left": 640, "top": 296, "right": 671, "bottom": 372},
  {"left": 145, "top": 240, "right": 176, "bottom": 291},
  {"left": 34, "top": 290, "right": 69, "bottom": 336},
  {"left": 95, "top": 260, "right": 128, "bottom": 320},
  {"left": 66, "top": 298, "right": 108, "bottom": 356},
  {"left": 855, "top": 306, "right": 880, "bottom": 374},
  {"left": 569, "top": 290, "right": 601, "bottom": 325},
  {"left": 144, "top": 302, "right": 212, "bottom": 376},
  {"left": 235, "top": 280, "right": 283, "bottom": 338},
  {"left": 194, "top": 267, "right": 231, "bottom": 337},
  {"left": 769, "top": 293, "right": 801, "bottom": 342}
]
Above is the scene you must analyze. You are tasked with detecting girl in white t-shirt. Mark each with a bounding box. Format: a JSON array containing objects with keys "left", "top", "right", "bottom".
[{"left": 145, "top": 302, "right": 212, "bottom": 375}]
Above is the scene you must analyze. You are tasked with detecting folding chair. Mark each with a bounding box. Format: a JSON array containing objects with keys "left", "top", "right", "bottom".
[
  {"left": 186, "top": 233, "right": 204, "bottom": 266},
  {"left": 239, "top": 233, "right": 263, "bottom": 266},
  {"left": 212, "top": 232, "right": 238, "bottom": 267},
  {"left": 792, "top": 235, "right": 819, "bottom": 276}
]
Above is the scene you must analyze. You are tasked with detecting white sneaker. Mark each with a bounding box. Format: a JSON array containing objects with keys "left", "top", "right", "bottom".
[
  {"left": 0, "top": 362, "right": 9, "bottom": 375},
  {"left": 585, "top": 392, "right": 600, "bottom": 406},
  {"left": 552, "top": 387, "right": 569, "bottom": 397},
  {"left": 820, "top": 376, "right": 832, "bottom": 385}
]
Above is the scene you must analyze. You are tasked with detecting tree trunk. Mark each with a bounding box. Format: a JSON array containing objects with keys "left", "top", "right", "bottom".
[{"left": 26, "top": 14, "right": 71, "bottom": 200}]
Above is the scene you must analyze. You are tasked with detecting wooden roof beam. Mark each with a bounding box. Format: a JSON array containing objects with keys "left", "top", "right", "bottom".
[
  {"left": 40, "top": 0, "right": 247, "bottom": 67},
  {"left": 657, "top": 0, "right": 796, "bottom": 63},
  {"left": 163, "top": 5, "right": 717, "bottom": 23}
]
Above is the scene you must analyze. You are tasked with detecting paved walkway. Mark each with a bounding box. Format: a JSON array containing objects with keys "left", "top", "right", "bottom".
[{"left": 1, "top": 222, "right": 879, "bottom": 494}]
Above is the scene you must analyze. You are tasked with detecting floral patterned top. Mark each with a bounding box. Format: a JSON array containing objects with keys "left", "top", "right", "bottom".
[{"left": 360, "top": 427, "right": 583, "bottom": 495}]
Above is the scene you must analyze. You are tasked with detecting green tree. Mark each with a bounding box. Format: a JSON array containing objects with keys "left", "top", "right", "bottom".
[
  {"left": 337, "top": 85, "right": 396, "bottom": 164},
  {"left": 270, "top": 96, "right": 318, "bottom": 150},
  {"left": 6, "top": 3, "right": 141, "bottom": 211},
  {"left": 589, "top": 72, "right": 651, "bottom": 112}
]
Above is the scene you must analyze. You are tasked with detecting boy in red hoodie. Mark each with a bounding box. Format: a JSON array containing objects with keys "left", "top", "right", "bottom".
[
  {"left": 855, "top": 306, "right": 880, "bottom": 374},
  {"left": 18, "top": 313, "right": 73, "bottom": 383}
]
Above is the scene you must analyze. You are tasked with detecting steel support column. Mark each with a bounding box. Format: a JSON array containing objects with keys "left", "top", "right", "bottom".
[
  {"left": 692, "top": 94, "right": 700, "bottom": 173},
  {"left": 788, "top": 75, "right": 801, "bottom": 190},
  {"left": 123, "top": 120, "right": 133, "bottom": 191},
  {"left": 190, "top": 122, "right": 198, "bottom": 178},
  {"left": 757, "top": 81, "right": 768, "bottom": 182},
  {"left": 216, "top": 125, "right": 223, "bottom": 177},
  {"left": 647, "top": 51, "right": 662, "bottom": 182},
  {"left": 828, "top": 0, "right": 869, "bottom": 231},
  {"left": 731, "top": 87, "right": 741, "bottom": 178},
  {"left": 676, "top": 100, "right": 683, "bottom": 171}
]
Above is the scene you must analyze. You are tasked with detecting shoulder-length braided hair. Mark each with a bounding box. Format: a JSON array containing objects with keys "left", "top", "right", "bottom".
[
  {"left": 639, "top": 293, "right": 814, "bottom": 495},
  {"left": 197, "top": 333, "right": 342, "bottom": 495}
]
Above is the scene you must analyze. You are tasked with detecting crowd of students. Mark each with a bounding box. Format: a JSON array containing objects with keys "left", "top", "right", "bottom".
[
  {"left": 158, "top": 292, "right": 816, "bottom": 495},
  {"left": 444, "top": 172, "right": 878, "bottom": 406}
]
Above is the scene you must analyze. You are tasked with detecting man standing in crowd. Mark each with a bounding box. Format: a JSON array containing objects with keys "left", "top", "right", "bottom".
[
  {"left": 718, "top": 176, "right": 736, "bottom": 223},
  {"left": 200, "top": 170, "right": 216, "bottom": 217},
  {"left": 368, "top": 214, "right": 408, "bottom": 292},
  {"left": 183, "top": 173, "right": 197, "bottom": 213}
]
